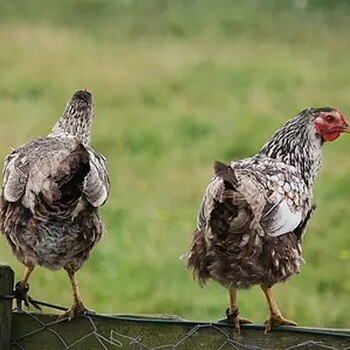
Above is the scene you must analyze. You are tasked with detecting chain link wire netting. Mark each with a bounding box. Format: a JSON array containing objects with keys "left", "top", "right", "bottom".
[{"left": 7, "top": 300, "right": 350, "bottom": 350}]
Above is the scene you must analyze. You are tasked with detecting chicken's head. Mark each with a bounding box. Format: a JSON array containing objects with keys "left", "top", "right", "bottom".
[{"left": 313, "top": 108, "right": 350, "bottom": 142}]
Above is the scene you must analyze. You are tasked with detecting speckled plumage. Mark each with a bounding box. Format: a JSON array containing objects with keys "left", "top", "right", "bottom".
[
  {"left": 0, "top": 90, "right": 110, "bottom": 317},
  {"left": 191, "top": 157, "right": 314, "bottom": 289},
  {"left": 183, "top": 107, "right": 349, "bottom": 331}
]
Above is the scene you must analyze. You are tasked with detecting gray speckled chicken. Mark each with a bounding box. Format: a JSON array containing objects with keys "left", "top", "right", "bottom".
[
  {"left": 183, "top": 107, "right": 350, "bottom": 333},
  {"left": 1, "top": 90, "right": 110, "bottom": 319}
]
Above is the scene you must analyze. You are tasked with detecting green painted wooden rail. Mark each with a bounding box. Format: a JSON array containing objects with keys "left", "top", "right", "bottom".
[{"left": 1, "top": 265, "right": 350, "bottom": 350}]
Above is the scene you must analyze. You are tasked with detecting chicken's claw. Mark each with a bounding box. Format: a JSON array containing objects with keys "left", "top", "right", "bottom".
[
  {"left": 218, "top": 308, "right": 253, "bottom": 334},
  {"left": 58, "top": 301, "right": 94, "bottom": 321},
  {"left": 14, "top": 281, "right": 42, "bottom": 311},
  {"left": 264, "top": 314, "right": 297, "bottom": 334}
]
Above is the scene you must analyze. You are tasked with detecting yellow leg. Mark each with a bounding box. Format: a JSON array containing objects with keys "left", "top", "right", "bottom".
[
  {"left": 22, "top": 265, "right": 34, "bottom": 285},
  {"left": 261, "top": 285, "right": 297, "bottom": 334},
  {"left": 58, "top": 270, "right": 91, "bottom": 320},
  {"left": 229, "top": 288, "right": 237, "bottom": 314},
  {"left": 15, "top": 265, "right": 35, "bottom": 309},
  {"left": 69, "top": 271, "right": 84, "bottom": 307},
  {"left": 226, "top": 288, "right": 253, "bottom": 334}
]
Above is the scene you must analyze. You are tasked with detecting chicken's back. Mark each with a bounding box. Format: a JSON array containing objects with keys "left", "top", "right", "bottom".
[
  {"left": 185, "top": 156, "right": 314, "bottom": 289},
  {"left": 1, "top": 136, "right": 104, "bottom": 270}
]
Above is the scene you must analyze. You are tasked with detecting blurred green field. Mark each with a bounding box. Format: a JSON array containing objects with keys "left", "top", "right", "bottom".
[{"left": 1, "top": 0, "right": 350, "bottom": 328}]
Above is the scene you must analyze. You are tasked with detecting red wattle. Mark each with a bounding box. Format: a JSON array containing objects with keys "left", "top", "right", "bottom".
[{"left": 323, "top": 131, "right": 340, "bottom": 142}]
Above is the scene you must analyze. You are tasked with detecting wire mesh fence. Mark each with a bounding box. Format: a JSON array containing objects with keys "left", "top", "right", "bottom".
[
  {"left": 9, "top": 302, "right": 350, "bottom": 350},
  {"left": 0, "top": 265, "right": 349, "bottom": 350}
]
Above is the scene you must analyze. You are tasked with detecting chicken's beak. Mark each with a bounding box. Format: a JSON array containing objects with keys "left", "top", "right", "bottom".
[{"left": 341, "top": 125, "right": 350, "bottom": 133}]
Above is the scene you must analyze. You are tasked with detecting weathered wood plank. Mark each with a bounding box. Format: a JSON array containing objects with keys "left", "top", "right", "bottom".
[
  {"left": 0, "top": 265, "right": 14, "bottom": 350},
  {"left": 10, "top": 312, "right": 350, "bottom": 350}
]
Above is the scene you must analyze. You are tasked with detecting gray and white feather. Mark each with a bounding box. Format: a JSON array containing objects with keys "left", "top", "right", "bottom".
[
  {"left": 0, "top": 90, "right": 110, "bottom": 317},
  {"left": 184, "top": 106, "right": 349, "bottom": 291}
]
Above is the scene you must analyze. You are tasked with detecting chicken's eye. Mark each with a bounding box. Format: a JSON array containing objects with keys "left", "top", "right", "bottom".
[{"left": 325, "top": 115, "right": 335, "bottom": 123}]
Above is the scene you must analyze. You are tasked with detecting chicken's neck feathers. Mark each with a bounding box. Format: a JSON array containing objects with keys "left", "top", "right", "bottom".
[
  {"left": 49, "top": 105, "right": 93, "bottom": 145},
  {"left": 258, "top": 116, "right": 323, "bottom": 187}
]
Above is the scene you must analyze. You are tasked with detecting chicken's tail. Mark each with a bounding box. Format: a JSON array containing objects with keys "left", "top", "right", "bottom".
[
  {"left": 53, "top": 143, "right": 90, "bottom": 205},
  {"left": 213, "top": 160, "right": 238, "bottom": 187},
  {"left": 181, "top": 227, "right": 210, "bottom": 287},
  {"left": 33, "top": 143, "right": 90, "bottom": 211}
]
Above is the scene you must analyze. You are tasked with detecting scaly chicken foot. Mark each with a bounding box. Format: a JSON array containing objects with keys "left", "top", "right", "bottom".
[
  {"left": 14, "top": 265, "right": 41, "bottom": 310},
  {"left": 264, "top": 313, "right": 297, "bottom": 334},
  {"left": 14, "top": 281, "right": 42, "bottom": 310},
  {"left": 58, "top": 300, "right": 91, "bottom": 321},
  {"left": 261, "top": 285, "right": 297, "bottom": 334},
  {"left": 58, "top": 269, "right": 94, "bottom": 320},
  {"left": 221, "top": 307, "right": 253, "bottom": 333},
  {"left": 219, "top": 288, "right": 253, "bottom": 334}
]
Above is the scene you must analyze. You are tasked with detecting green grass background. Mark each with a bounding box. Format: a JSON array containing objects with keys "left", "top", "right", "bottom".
[{"left": 0, "top": 0, "right": 350, "bottom": 327}]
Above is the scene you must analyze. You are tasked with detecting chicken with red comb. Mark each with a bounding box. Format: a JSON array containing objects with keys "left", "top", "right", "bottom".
[{"left": 182, "top": 107, "right": 349, "bottom": 333}]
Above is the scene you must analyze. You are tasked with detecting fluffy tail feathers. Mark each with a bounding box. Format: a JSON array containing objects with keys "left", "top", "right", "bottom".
[
  {"left": 182, "top": 227, "right": 211, "bottom": 287},
  {"left": 32, "top": 143, "right": 90, "bottom": 207}
]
